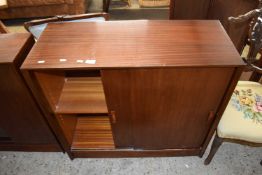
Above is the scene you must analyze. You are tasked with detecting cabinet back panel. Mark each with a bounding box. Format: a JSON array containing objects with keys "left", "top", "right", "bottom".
[{"left": 101, "top": 68, "right": 234, "bottom": 149}]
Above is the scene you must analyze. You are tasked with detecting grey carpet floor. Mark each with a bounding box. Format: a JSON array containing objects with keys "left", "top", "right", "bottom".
[{"left": 0, "top": 142, "right": 261, "bottom": 175}]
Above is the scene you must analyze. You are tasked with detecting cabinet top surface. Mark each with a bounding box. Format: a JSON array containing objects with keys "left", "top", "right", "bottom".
[
  {"left": 0, "top": 33, "right": 32, "bottom": 64},
  {"left": 22, "top": 20, "right": 244, "bottom": 70}
]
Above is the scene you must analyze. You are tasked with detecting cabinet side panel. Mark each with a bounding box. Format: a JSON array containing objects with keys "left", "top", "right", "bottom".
[
  {"left": 0, "top": 64, "right": 58, "bottom": 145},
  {"left": 34, "top": 71, "right": 65, "bottom": 111},
  {"left": 200, "top": 67, "right": 243, "bottom": 156}
]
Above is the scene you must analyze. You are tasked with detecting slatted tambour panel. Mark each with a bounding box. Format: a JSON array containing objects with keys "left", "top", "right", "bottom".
[
  {"left": 71, "top": 117, "right": 115, "bottom": 150},
  {"left": 55, "top": 77, "right": 108, "bottom": 114}
]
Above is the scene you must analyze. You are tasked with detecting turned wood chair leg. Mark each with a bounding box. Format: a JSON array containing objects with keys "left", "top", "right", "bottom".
[{"left": 204, "top": 133, "right": 223, "bottom": 165}]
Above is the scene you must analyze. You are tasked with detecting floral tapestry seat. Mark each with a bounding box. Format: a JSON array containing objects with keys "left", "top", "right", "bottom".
[{"left": 217, "top": 81, "right": 262, "bottom": 143}]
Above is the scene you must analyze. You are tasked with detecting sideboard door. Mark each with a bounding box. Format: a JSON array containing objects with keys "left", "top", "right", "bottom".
[{"left": 101, "top": 68, "right": 234, "bottom": 149}]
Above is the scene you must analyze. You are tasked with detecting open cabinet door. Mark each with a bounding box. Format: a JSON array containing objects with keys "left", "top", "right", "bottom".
[{"left": 101, "top": 68, "right": 234, "bottom": 150}]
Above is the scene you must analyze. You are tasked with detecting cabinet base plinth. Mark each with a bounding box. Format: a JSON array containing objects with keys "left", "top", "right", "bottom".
[{"left": 71, "top": 148, "right": 201, "bottom": 159}]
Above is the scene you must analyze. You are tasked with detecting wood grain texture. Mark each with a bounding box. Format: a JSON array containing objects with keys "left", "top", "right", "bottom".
[
  {"left": 56, "top": 115, "right": 78, "bottom": 145},
  {"left": 199, "top": 67, "right": 243, "bottom": 157},
  {"left": 0, "top": 34, "right": 60, "bottom": 151},
  {"left": 0, "top": 20, "right": 9, "bottom": 33},
  {"left": 34, "top": 71, "right": 65, "bottom": 112},
  {"left": 21, "top": 20, "right": 243, "bottom": 70},
  {"left": 0, "top": 33, "right": 32, "bottom": 63},
  {"left": 169, "top": 0, "right": 259, "bottom": 53},
  {"left": 20, "top": 20, "right": 245, "bottom": 158},
  {"left": 56, "top": 77, "right": 108, "bottom": 114},
  {"left": 170, "top": 0, "right": 211, "bottom": 19},
  {"left": 207, "top": 0, "right": 259, "bottom": 52},
  {"left": 22, "top": 70, "right": 74, "bottom": 157},
  {"left": 71, "top": 116, "right": 115, "bottom": 150},
  {"left": 101, "top": 68, "right": 234, "bottom": 149},
  {"left": 0, "top": 64, "right": 57, "bottom": 145}
]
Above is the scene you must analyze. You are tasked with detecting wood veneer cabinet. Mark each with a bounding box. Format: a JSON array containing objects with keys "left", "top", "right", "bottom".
[
  {"left": 0, "top": 33, "right": 60, "bottom": 151},
  {"left": 21, "top": 21, "right": 244, "bottom": 159}
]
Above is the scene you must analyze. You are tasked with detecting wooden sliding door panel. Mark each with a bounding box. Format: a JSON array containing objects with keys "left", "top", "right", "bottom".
[
  {"left": 102, "top": 68, "right": 234, "bottom": 149},
  {"left": 102, "top": 70, "right": 134, "bottom": 147}
]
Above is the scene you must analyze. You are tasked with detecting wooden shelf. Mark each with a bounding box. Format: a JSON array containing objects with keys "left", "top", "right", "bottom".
[
  {"left": 71, "top": 116, "right": 115, "bottom": 150},
  {"left": 55, "top": 77, "right": 108, "bottom": 114}
]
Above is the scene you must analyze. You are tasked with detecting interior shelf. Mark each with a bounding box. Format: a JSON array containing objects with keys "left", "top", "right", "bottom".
[
  {"left": 71, "top": 116, "right": 115, "bottom": 150},
  {"left": 55, "top": 77, "right": 108, "bottom": 114}
]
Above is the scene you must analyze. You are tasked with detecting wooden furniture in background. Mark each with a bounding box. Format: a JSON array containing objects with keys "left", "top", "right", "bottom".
[
  {"left": 169, "top": 0, "right": 211, "bottom": 19},
  {"left": 0, "top": 33, "right": 61, "bottom": 151},
  {"left": 103, "top": 0, "right": 131, "bottom": 12},
  {"left": 21, "top": 20, "right": 244, "bottom": 159},
  {"left": 0, "top": 0, "right": 87, "bottom": 19},
  {"left": 138, "top": 0, "right": 170, "bottom": 7},
  {"left": 208, "top": 0, "right": 261, "bottom": 53},
  {"left": 24, "top": 13, "right": 109, "bottom": 40},
  {"left": 204, "top": 7, "right": 262, "bottom": 165},
  {"left": 169, "top": 0, "right": 259, "bottom": 53}
]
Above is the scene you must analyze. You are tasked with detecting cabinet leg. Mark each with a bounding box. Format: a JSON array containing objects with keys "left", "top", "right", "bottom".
[{"left": 204, "top": 133, "right": 223, "bottom": 165}]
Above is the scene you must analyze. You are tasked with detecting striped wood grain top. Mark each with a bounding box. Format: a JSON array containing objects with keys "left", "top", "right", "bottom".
[{"left": 21, "top": 20, "right": 244, "bottom": 70}]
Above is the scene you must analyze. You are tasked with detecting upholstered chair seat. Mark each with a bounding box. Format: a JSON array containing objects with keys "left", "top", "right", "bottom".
[{"left": 217, "top": 81, "right": 262, "bottom": 143}]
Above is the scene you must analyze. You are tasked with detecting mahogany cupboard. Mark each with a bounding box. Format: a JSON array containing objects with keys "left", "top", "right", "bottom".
[
  {"left": 0, "top": 33, "right": 60, "bottom": 151},
  {"left": 21, "top": 21, "right": 244, "bottom": 159},
  {"left": 169, "top": 0, "right": 259, "bottom": 52}
]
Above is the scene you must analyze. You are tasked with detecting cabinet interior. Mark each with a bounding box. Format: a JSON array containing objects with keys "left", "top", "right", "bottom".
[{"left": 34, "top": 70, "right": 114, "bottom": 151}]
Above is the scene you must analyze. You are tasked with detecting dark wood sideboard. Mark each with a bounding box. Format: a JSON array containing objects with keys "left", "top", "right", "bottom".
[
  {"left": 0, "top": 33, "right": 61, "bottom": 151},
  {"left": 21, "top": 21, "right": 244, "bottom": 159},
  {"left": 169, "top": 0, "right": 259, "bottom": 52}
]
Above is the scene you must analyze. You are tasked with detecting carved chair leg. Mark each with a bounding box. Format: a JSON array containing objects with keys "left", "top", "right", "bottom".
[{"left": 204, "top": 133, "right": 223, "bottom": 165}]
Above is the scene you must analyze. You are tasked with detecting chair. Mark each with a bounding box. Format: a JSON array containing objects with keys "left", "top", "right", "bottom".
[
  {"left": 204, "top": 8, "right": 262, "bottom": 165},
  {"left": 24, "top": 13, "right": 109, "bottom": 40},
  {"left": 228, "top": 0, "right": 262, "bottom": 82},
  {"left": 0, "top": 20, "right": 9, "bottom": 33}
]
